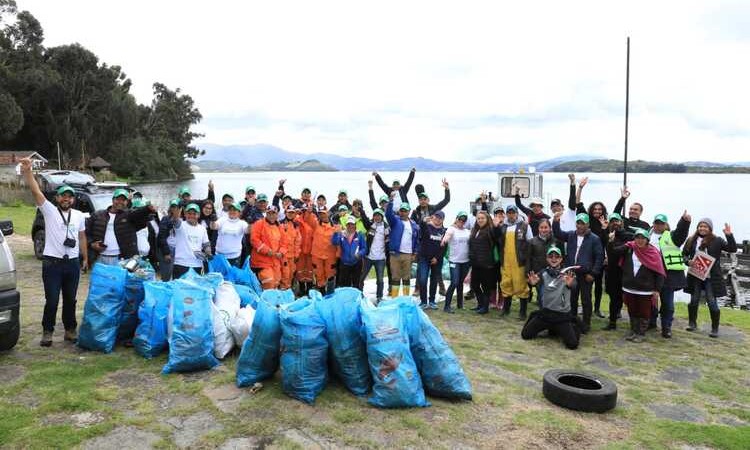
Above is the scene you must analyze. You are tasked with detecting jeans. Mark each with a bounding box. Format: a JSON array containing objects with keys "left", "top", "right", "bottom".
[
  {"left": 417, "top": 256, "right": 442, "bottom": 304},
  {"left": 338, "top": 260, "right": 363, "bottom": 288},
  {"left": 97, "top": 254, "right": 121, "bottom": 266},
  {"left": 534, "top": 283, "right": 544, "bottom": 309},
  {"left": 445, "top": 261, "right": 470, "bottom": 309},
  {"left": 659, "top": 287, "right": 675, "bottom": 328},
  {"left": 159, "top": 246, "right": 175, "bottom": 281},
  {"left": 361, "top": 258, "right": 386, "bottom": 299},
  {"left": 689, "top": 280, "right": 719, "bottom": 312},
  {"left": 42, "top": 257, "right": 81, "bottom": 332}
]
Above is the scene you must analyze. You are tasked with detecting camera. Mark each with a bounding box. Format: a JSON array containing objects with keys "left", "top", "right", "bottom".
[{"left": 63, "top": 237, "right": 77, "bottom": 248}]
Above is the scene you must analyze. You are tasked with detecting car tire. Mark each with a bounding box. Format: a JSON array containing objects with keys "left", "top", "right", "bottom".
[
  {"left": 542, "top": 369, "right": 617, "bottom": 413},
  {"left": 33, "top": 230, "right": 45, "bottom": 260},
  {"left": 0, "top": 320, "right": 20, "bottom": 351}
]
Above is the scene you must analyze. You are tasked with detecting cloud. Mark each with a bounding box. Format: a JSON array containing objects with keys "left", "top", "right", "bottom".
[{"left": 21, "top": 0, "right": 750, "bottom": 162}]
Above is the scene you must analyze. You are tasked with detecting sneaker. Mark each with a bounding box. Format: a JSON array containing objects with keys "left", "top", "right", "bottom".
[
  {"left": 661, "top": 328, "right": 672, "bottom": 339},
  {"left": 64, "top": 329, "right": 78, "bottom": 342},
  {"left": 624, "top": 332, "right": 637, "bottom": 341},
  {"left": 429, "top": 302, "right": 438, "bottom": 310},
  {"left": 709, "top": 329, "right": 719, "bottom": 338},
  {"left": 443, "top": 307, "right": 455, "bottom": 314},
  {"left": 594, "top": 310, "right": 606, "bottom": 319},
  {"left": 631, "top": 334, "right": 645, "bottom": 343},
  {"left": 602, "top": 322, "right": 617, "bottom": 331},
  {"left": 686, "top": 322, "right": 697, "bottom": 332},
  {"left": 419, "top": 302, "right": 428, "bottom": 309},
  {"left": 40, "top": 331, "right": 53, "bottom": 347}
]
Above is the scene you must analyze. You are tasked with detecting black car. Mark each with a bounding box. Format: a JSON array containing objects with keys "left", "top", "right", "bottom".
[{"left": 31, "top": 183, "right": 132, "bottom": 260}]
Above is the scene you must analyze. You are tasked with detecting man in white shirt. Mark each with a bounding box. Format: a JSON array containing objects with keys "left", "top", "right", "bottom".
[{"left": 20, "top": 158, "right": 88, "bottom": 347}]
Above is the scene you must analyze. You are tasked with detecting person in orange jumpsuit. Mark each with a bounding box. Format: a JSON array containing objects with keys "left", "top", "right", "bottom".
[
  {"left": 295, "top": 205, "right": 315, "bottom": 296},
  {"left": 250, "top": 205, "right": 287, "bottom": 289},
  {"left": 280, "top": 205, "right": 302, "bottom": 291},
  {"left": 305, "top": 206, "right": 339, "bottom": 295}
]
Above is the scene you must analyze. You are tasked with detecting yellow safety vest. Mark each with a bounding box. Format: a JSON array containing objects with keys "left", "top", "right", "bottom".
[{"left": 658, "top": 231, "right": 685, "bottom": 271}]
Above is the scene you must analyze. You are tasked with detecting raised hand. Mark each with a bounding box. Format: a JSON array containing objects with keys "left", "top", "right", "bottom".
[
  {"left": 553, "top": 211, "right": 562, "bottom": 222},
  {"left": 609, "top": 230, "right": 615, "bottom": 241},
  {"left": 527, "top": 271, "right": 540, "bottom": 286},
  {"left": 682, "top": 210, "right": 691, "bottom": 222},
  {"left": 20, "top": 157, "right": 33, "bottom": 173},
  {"left": 599, "top": 215, "right": 608, "bottom": 229},
  {"left": 621, "top": 186, "right": 630, "bottom": 199},
  {"left": 579, "top": 177, "right": 588, "bottom": 188},
  {"left": 563, "top": 271, "right": 576, "bottom": 287},
  {"left": 442, "top": 178, "right": 449, "bottom": 189},
  {"left": 724, "top": 223, "right": 732, "bottom": 235},
  {"left": 568, "top": 173, "right": 575, "bottom": 184},
  {"left": 279, "top": 178, "right": 286, "bottom": 185},
  {"left": 371, "top": 171, "right": 378, "bottom": 177},
  {"left": 410, "top": 167, "right": 416, "bottom": 173},
  {"left": 208, "top": 180, "right": 214, "bottom": 191},
  {"left": 368, "top": 179, "right": 373, "bottom": 189}
]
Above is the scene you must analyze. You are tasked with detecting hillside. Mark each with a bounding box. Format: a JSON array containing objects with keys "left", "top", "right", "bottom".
[{"left": 551, "top": 159, "right": 750, "bottom": 173}]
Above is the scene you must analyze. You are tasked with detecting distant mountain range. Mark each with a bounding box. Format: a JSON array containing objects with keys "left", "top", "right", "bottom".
[
  {"left": 194, "top": 143, "right": 598, "bottom": 172},
  {"left": 193, "top": 143, "right": 750, "bottom": 172}
]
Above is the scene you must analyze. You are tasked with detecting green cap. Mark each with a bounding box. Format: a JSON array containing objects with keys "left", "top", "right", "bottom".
[
  {"left": 608, "top": 212, "right": 623, "bottom": 222},
  {"left": 56, "top": 185, "right": 75, "bottom": 196},
  {"left": 547, "top": 246, "right": 562, "bottom": 256},
  {"left": 575, "top": 213, "right": 590, "bottom": 224},
  {"left": 185, "top": 203, "right": 200, "bottom": 213},
  {"left": 399, "top": 202, "right": 411, "bottom": 211},
  {"left": 178, "top": 186, "right": 191, "bottom": 196},
  {"left": 112, "top": 188, "right": 129, "bottom": 199},
  {"left": 417, "top": 192, "right": 429, "bottom": 199},
  {"left": 169, "top": 198, "right": 181, "bottom": 207},
  {"left": 653, "top": 214, "right": 668, "bottom": 224},
  {"left": 257, "top": 193, "right": 268, "bottom": 201},
  {"left": 392, "top": 179, "right": 400, "bottom": 185},
  {"left": 338, "top": 204, "right": 349, "bottom": 211},
  {"left": 131, "top": 199, "right": 146, "bottom": 208},
  {"left": 373, "top": 208, "right": 384, "bottom": 216},
  {"left": 379, "top": 195, "right": 389, "bottom": 203},
  {"left": 456, "top": 210, "right": 468, "bottom": 219},
  {"left": 338, "top": 189, "right": 347, "bottom": 195},
  {"left": 245, "top": 185, "right": 255, "bottom": 193},
  {"left": 221, "top": 193, "right": 234, "bottom": 200},
  {"left": 634, "top": 228, "right": 650, "bottom": 239},
  {"left": 229, "top": 202, "right": 242, "bottom": 211}
]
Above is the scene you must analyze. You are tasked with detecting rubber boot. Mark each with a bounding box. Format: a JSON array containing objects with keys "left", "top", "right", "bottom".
[
  {"left": 438, "top": 279, "right": 446, "bottom": 297},
  {"left": 489, "top": 290, "right": 499, "bottom": 310},
  {"left": 686, "top": 304, "right": 698, "bottom": 331},
  {"left": 709, "top": 309, "right": 720, "bottom": 338},
  {"left": 389, "top": 286, "right": 399, "bottom": 297},
  {"left": 403, "top": 284, "right": 411, "bottom": 297},
  {"left": 518, "top": 298, "right": 528, "bottom": 320},
  {"left": 602, "top": 320, "right": 617, "bottom": 331},
  {"left": 632, "top": 318, "right": 648, "bottom": 343},
  {"left": 625, "top": 318, "right": 637, "bottom": 341},
  {"left": 501, "top": 297, "right": 512, "bottom": 316},
  {"left": 476, "top": 293, "right": 489, "bottom": 314}
]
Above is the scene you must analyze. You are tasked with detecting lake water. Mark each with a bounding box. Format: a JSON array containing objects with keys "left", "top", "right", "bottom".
[{"left": 134, "top": 171, "right": 750, "bottom": 240}]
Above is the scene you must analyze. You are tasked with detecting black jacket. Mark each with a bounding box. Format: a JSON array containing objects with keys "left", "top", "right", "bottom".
[
  {"left": 608, "top": 243, "right": 665, "bottom": 293},
  {"left": 375, "top": 170, "right": 415, "bottom": 203},
  {"left": 88, "top": 206, "right": 152, "bottom": 259},
  {"left": 469, "top": 226, "right": 499, "bottom": 269},
  {"left": 515, "top": 194, "right": 550, "bottom": 236},
  {"left": 683, "top": 232, "right": 737, "bottom": 298},
  {"left": 553, "top": 221, "right": 604, "bottom": 277},
  {"left": 526, "top": 234, "right": 563, "bottom": 275},
  {"left": 410, "top": 189, "right": 451, "bottom": 224}
]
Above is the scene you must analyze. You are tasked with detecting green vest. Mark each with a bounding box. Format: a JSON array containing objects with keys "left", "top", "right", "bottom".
[{"left": 658, "top": 231, "right": 685, "bottom": 271}]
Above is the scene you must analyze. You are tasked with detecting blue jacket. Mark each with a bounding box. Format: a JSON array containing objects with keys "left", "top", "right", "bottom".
[
  {"left": 385, "top": 201, "right": 419, "bottom": 254},
  {"left": 332, "top": 231, "right": 368, "bottom": 266},
  {"left": 552, "top": 221, "right": 604, "bottom": 276}
]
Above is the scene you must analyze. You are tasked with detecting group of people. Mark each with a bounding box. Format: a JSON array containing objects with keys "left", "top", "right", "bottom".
[{"left": 21, "top": 157, "right": 736, "bottom": 351}]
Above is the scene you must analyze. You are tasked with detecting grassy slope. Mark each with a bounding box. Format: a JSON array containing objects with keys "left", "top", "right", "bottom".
[{"left": 2, "top": 237, "right": 749, "bottom": 449}]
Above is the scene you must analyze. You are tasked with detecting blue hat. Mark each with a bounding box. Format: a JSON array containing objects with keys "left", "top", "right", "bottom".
[{"left": 506, "top": 205, "right": 518, "bottom": 213}]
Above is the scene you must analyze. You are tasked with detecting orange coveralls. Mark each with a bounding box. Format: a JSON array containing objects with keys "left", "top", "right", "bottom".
[{"left": 250, "top": 219, "right": 287, "bottom": 289}]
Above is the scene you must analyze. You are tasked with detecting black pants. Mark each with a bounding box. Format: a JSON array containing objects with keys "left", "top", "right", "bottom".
[
  {"left": 338, "top": 261, "right": 363, "bottom": 288},
  {"left": 471, "top": 265, "right": 497, "bottom": 305},
  {"left": 593, "top": 271, "right": 604, "bottom": 311},
  {"left": 570, "top": 272, "right": 593, "bottom": 324},
  {"left": 521, "top": 311, "right": 579, "bottom": 349},
  {"left": 172, "top": 264, "right": 200, "bottom": 279},
  {"left": 42, "top": 256, "right": 81, "bottom": 332},
  {"left": 606, "top": 271, "right": 623, "bottom": 322}
]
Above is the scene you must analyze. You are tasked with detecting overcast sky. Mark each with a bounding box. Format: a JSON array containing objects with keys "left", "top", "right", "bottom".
[{"left": 20, "top": 0, "right": 750, "bottom": 163}]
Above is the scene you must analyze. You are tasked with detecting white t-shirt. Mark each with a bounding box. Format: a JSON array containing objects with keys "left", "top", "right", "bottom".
[
  {"left": 560, "top": 209, "right": 577, "bottom": 232},
  {"left": 173, "top": 220, "right": 209, "bottom": 268},
  {"left": 215, "top": 216, "right": 248, "bottom": 259},
  {"left": 623, "top": 252, "right": 653, "bottom": 295},
  {"left": 367, "top": 222, "right": 387, "bottom": 261},
  {"left": 444, "top": 226, "right": 470, "bottom": 263},
  {"left": 101, "top": 212, "right": 121, "bottom": 256},
  {"left": 39, "top": 200, "right": 86, "bottom": 259},
  {"left": 136, "top": 228, "right": 150, "bottom": 256},
  {"left": 650, "top": 232, "right": 662, "bottom": 252},
  {"left": 399, "top": 220, "right": 413, "bottom": 254},
  {"left": 574, "top": 235, "right": 584, "bottom": 263}
]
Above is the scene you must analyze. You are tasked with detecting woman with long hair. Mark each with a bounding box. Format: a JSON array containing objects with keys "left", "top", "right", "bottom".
[{"left": 468, "top": 211, "right": 500, "bottom": 314}]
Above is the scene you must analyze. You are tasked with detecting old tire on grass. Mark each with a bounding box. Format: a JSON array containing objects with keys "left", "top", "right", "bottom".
[{"left": 542, "top": 369, "right": 617, "bottom": 413}]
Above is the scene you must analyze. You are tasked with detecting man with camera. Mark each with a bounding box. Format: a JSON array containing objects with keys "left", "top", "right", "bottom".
[{"left": 20, "top": 158, "right": 89, "bottom": 347}]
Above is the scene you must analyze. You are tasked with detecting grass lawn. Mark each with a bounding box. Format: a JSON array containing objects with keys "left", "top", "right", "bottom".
[
  {"left": 2, "top": 235, "right": 750, "bottom": 449},
  {"left": 0, "top": 204, "right": 36, "bottom": 236}
]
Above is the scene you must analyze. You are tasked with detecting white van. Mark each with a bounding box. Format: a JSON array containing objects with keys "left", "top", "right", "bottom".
[{"left": 0, "top": 219, "right": 19, "bottom": 350}]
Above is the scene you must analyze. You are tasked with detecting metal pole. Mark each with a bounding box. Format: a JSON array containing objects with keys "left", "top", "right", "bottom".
[
  {"left": 56, "top": 141, "right": 61, "bottom": 170},
  {"left": 623, "top": 37, "right": 630, "bottom": 188}
]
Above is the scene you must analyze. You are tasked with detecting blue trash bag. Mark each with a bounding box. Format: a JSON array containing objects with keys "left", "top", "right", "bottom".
[
  {"left": 162, "top": 280, "right": 220, "bottom": 374},
  {"left": 118, "top": 266, "right": 156, "bottom": 342},
  {"left": 133, "top": 281, "right": 172, "bottom": 358},
  {"left": 208, "top": 254, "right": 232, "bottom": 277},
  {"left": 78, "top": 263, "right": 129, "bottom": 353},
  {"left": 360, "top": 299, "right": 429, "bottom": 408},
  {"left": 236, "top": 289, "right": 294, "bottom": 387},
  {"left": 441, "top": 258, "right": 451, "bottom": 281},
  {"left": 280, "top": 299, "right": 329, "bottom": 404},
  {"left": 404, "top": 307, "right": 472, "bottom": 400},
  {"left": 234, "top": 284, "right": 260, "bottom": 309},
  {"left": 316, "top": 288, "right": 371, "bottom": 396},
  {"left": 240, "top": 257, "right": 263, "bottom": 295},
  {"left": 179, "top": 268, "right": 201, "bottom": 280},
  {"left": 189, "top": 272, "right": 224, "bottom": 295}
]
